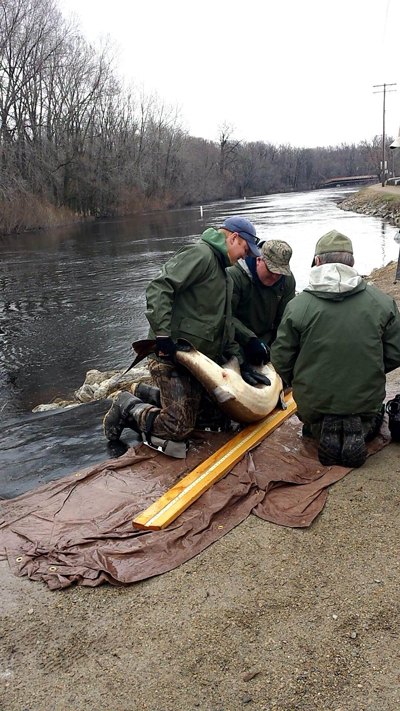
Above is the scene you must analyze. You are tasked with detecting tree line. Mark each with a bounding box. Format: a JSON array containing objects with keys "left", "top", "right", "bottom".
[{"left": 0, "top": 0, "right": 394, "bottom": 234}]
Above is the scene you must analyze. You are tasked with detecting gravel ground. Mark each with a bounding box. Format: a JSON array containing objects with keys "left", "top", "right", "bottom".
[{"left": 1, "top": 265, "right": 399, "bottom": 711}]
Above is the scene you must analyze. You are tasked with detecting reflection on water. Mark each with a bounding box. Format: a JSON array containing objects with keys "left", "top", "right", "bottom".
[{"left": 0, "top": 187, "right": 398, "bottom": 417}]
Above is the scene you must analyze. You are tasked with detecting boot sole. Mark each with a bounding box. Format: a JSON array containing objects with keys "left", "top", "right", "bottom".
[
  {"left": 318, "top": 415, "right": 342, "bottom": 466},
  {"left": 341, "top": 416, "right": 367, "bottom": 468}
]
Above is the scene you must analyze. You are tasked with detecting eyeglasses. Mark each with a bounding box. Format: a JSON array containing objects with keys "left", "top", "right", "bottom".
[{"left": 240, "top": 231, "right": 259, "bottom": 245}]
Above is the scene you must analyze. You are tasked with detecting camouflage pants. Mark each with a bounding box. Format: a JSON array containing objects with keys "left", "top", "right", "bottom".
[{"left": 135, "top": 360, "right": 230, "bottom": 441}]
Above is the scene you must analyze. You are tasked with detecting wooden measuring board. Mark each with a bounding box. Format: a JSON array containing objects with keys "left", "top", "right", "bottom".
[{"left": 132, "top": 393, "right": 296, "bottom": 531}]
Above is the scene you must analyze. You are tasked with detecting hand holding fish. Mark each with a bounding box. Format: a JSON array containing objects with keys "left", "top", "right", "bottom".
[
  {"left": 240, "top": 362, "right": 271, "bottom": 387},
  {"left": 155, "top": 336, "right": 191, "bottom": 363},
  {"left": 131, "top": 338, "right": 282, "bottom": 423}
]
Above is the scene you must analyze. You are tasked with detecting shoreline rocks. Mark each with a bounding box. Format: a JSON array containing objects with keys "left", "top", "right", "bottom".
[
  {"left": 338, "top": 187, "right": 400, "bottom": 227},
  {"left": 32, "top": 363, "right": 150, "bottom": 412}
]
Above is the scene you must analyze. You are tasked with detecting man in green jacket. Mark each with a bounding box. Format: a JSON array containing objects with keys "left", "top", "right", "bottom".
[
  {"left": 229, "top": 240, "right": 296, "bottom": 366},
  {"left": 103, "top": 217, "right": 268, "bottom": 457},
  {"left": 271, "top": 229, "right": 400, "bottom": 468}
]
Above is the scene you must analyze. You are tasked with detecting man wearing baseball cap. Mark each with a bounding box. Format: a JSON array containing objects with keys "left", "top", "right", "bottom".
[
  {"left": 229, "top": 239, "right": 296, "bottom": 367},
  {"left": 219, "top": 216, "right": 261, "bottom": 257},
  {"left": 103, "top": 216, "right": 269, "bottom": 457},
  {"left": 271, "top": 229, "right": 400, "bottom": 469}
]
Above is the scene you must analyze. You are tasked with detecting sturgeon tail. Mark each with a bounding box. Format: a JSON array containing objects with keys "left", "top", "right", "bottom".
[
  {"left": 128, "top": 337, "right": 193, "bottom": 370},
  {"left": 130, "top": 339, "right": 157, "bottom": 367}
]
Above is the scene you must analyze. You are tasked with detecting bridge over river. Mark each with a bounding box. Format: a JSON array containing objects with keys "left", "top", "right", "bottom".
[{"left": 321, "top": 175, "right": 377, "bottom": 188}]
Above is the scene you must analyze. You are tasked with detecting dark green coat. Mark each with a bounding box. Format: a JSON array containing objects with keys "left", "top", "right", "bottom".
[
  {"left": 271, "top": 277, "right": 400, "bottom": 423},
  {"left": 229, "top": 260, "right": 296, "bottom": 347},
  {"left": 146, "top": 228, "right": 242, "bottom": 363}
]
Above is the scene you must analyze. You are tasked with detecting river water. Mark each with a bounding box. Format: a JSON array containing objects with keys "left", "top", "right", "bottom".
[
  {"left": 1, "top": 186, "right": 400, "bottom": 496},
  {"left": 0, "top": 186, "right": 399, "bottom": 419}
]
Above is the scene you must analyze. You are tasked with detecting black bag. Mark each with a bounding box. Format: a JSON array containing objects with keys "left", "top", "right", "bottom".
[{"left": 386, "top": 395, "right": 400, "bottom": 442}]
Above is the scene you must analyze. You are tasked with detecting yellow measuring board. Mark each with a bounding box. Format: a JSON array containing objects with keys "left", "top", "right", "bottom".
[{"left": 132, "top": 393, "right": 297, "bottom": 531}]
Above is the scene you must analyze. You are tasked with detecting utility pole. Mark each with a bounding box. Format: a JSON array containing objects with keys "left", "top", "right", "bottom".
[{"left": 373, "top": 83, "right": 397, "bottom": 187}]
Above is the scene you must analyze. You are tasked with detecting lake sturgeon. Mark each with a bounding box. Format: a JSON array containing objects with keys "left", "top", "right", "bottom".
[{"left": 131, "top": 339, "right": 284, "bottom": 424}]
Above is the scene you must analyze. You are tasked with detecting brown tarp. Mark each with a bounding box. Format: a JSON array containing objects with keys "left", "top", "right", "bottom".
[{"left": 0, "top": 414, "right": 390, "bottom": 590}]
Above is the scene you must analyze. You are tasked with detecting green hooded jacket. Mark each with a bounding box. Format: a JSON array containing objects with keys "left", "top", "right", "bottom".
[
  {"left": 146, "top": 228, "right": 242, "bottom": 363},
  {"left": 228, "top": 259, "right": 296, "bottom": 347},
  {"left": 270, "top": 263, "right": 400, "bottom": 423}
]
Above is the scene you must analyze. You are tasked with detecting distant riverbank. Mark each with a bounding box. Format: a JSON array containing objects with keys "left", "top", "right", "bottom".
[
  {"left": 339, "top": 184, "right": 400, "bottom": 227},
  {"left": 5, "top": 183, "right": 400, "bottom": 239},
  {"left": 0, "top": 193, "right": 175, "bottom": 238}
]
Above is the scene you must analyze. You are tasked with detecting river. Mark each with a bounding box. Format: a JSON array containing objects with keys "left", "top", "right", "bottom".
[
  {"left": 1, "top": 186, "right": 399, "bottom": 419},
  {"left": 2, "top": 186, "right": 400, "bottom": 496}
]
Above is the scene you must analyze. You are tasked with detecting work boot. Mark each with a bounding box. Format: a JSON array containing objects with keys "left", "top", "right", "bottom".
[
  {"left": 317, "top": 415, "right": 342, "bottom": 466},
  {"left": 103, "top": 391, "right": 146, "bottom": 441},
  {"left": 341, "top": 415, "right": 367, "bottom": 468},
  {"left": 134, "top": 382, "right": 162, "bottom": 408}
]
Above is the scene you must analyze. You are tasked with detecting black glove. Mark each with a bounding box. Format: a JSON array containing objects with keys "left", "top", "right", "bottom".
[
  {"left": 155, "top": 336, "right": 178, "bottom": 362},
  {"left": 245, "top": 338, "right": 270, "bottom": 366},
  {"left": 155, "top": 336, "right": 191, "bottom": 363},
  {"left": 240, "top": 362, "right": 271, "bottom": 387}
]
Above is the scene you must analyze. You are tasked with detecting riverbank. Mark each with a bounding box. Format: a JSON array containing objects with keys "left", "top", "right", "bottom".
[
  {"left": 0, "top": 194, "right": 84, "bottom": 236},
  {"left": 0, "top": 192, "right": 175, "bottom": 237},
  {"left": 338, "top": 184, "right": 400, "bottom": 227},
  {"left": 1, "top": 263, "right": 399, "bottom": 710}
]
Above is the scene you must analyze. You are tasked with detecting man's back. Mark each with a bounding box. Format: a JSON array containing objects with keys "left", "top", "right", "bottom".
[
  {"left": 271, "top": 263, "right": 400, "bottom": 423},
  {"left": 145, "top": 231, "right": 233, "bottom": 363}
]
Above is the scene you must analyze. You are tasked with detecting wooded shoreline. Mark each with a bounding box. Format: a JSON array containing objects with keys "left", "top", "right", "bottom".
[{"left": 1, "top": 0, "right": 396, "bottom": 237}]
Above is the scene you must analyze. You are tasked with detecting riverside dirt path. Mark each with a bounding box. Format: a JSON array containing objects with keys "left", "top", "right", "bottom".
[
  {"left": 1, "top": 265, "right": 400, "bottom": 711},
  {"left": 367, "top": 183, "right": 400, "bottom": 196}
]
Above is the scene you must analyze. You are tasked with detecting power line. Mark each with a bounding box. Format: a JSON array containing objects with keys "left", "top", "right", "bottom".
[{"left": 373, "top": 83, "right": 397, "bottom": 187}]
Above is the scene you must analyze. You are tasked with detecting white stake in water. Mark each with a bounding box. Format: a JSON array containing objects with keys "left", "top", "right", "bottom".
[{"left": 200, "top": 205, "right": 203, "bottom": 218}]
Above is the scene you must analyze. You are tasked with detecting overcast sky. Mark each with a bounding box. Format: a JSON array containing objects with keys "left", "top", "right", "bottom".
[{"left": 60, "top": 0, "right": 400, "bottom": 148}]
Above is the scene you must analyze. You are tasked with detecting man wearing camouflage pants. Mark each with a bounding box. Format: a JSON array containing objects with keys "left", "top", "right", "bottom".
[{"left": 103, "top": 217, "right": 269, "bottom": 458}]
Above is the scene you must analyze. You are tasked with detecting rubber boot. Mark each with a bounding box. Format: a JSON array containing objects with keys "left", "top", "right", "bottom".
[
  {"left": 135, "top": 382, "right": 162, "bottom": 408},
  {"left": 103, "top": 391, "right": 146, "bottom": 441},
  {"left": 317, "top": 415, "right": 342, "bottom": 466},
  {"left": 341, "top": 415, "right": 367, "bottom": 468}
]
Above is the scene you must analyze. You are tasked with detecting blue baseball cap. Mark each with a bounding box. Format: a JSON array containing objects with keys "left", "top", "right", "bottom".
[{"left": 220, "top": 216, "right": 261, "bottom": 257}]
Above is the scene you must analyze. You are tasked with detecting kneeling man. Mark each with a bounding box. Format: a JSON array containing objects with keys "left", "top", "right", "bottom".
[
  {"left": 229, "top": 239, "right": 295, "bottom": 366},
  {"left": 271, "top": 230, "right": 400, "bottom": 468},
  {"left": 103, "top": 217, "right": 268, "bottom": 457}
]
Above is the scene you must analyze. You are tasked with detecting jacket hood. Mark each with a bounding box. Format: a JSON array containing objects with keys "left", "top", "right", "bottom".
[
  {"left": 201, "top": 228, "right": 230, "bottom": 267},
  {"left": 305, "top": 263, "right": 365, "bottom": 300}
]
